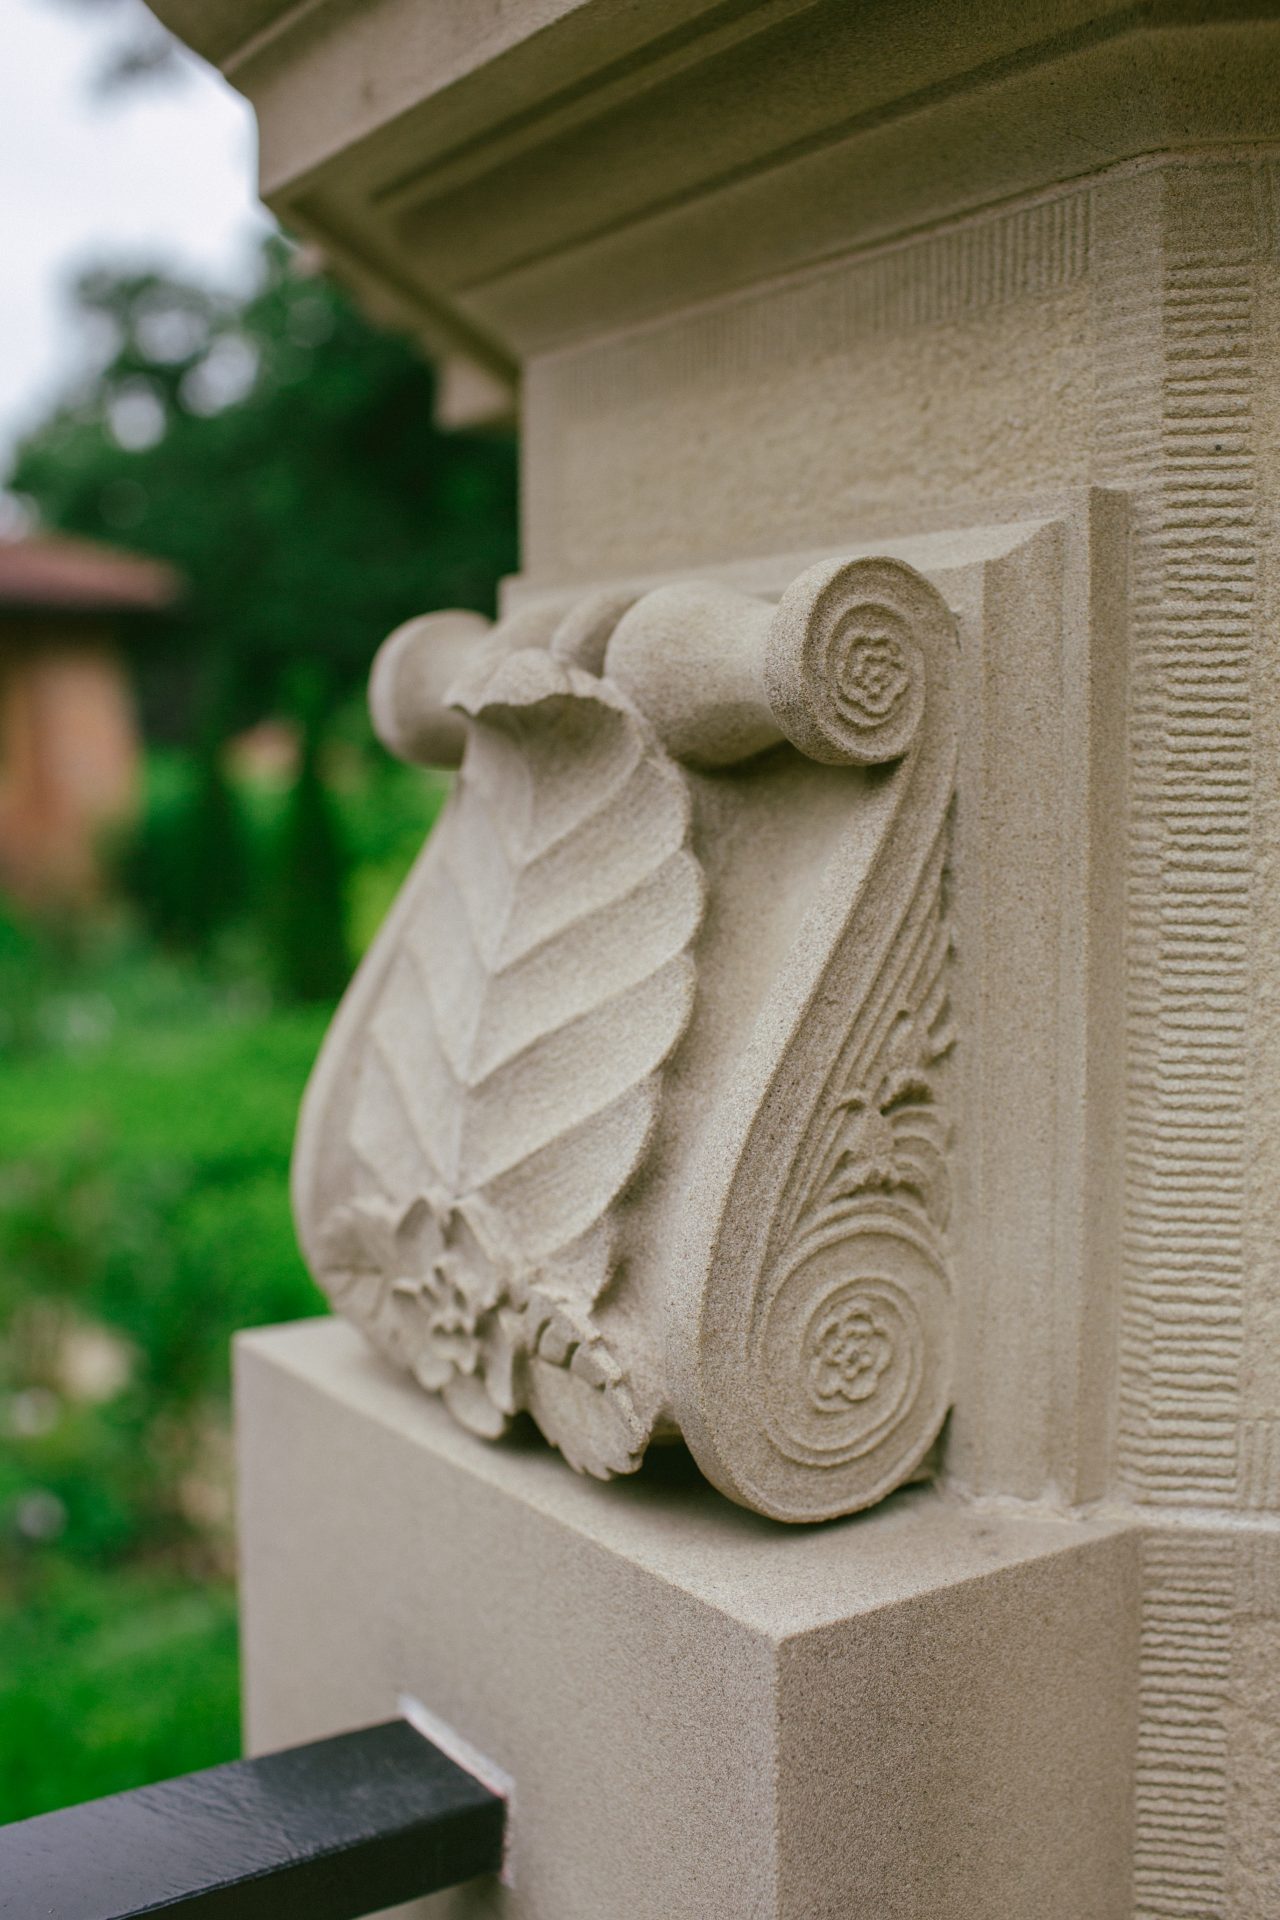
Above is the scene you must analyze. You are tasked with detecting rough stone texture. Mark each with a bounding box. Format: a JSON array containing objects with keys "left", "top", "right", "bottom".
[
  {"left": 237, "top": 1319, "right": 1140, "bottom": 1920},
  {"left": 294, "top": 551, "right": 964, "bottom": 1519},
  {"left": 144, "top": 2, "right": 1280, "bottom": 1908}
]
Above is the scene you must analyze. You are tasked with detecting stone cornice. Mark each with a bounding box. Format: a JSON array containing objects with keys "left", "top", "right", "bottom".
[{"left": 148, "top": 0, "right": 1280, "bottom": 384}]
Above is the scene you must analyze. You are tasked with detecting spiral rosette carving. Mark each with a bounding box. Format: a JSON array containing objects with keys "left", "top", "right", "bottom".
[
  {"left": 765, "top": 556, "right": 931, "bottom": 765},
  {"left": 755, "top": 1214, "right": 951, "bottom": 1510}
]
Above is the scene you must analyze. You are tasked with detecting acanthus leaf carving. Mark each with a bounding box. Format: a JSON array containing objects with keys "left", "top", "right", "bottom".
[{"left": 669, "top": 558, "right": 958, "bottom": 1520}]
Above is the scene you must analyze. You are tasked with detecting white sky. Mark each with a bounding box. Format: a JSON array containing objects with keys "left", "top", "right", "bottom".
[{"left": 0, "top": 0, "right": 272, "bottom": 477}]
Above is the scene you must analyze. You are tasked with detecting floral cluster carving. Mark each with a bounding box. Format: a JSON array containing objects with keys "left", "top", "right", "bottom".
[{"left": 318, "top": 1187, "right": 637, "bottom": 1462}]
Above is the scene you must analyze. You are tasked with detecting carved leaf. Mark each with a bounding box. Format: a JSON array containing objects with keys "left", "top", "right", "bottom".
[
  {"left": 328, "top": 648, "right": 703, "bottom": 1473},
  {"left": 363, "top": 648, "right": 700, "bottom": 1238}
]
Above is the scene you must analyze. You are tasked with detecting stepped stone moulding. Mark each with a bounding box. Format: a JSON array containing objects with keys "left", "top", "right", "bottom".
[{"left": 294, "top": 556, "right": 958, "bottom": 1521}]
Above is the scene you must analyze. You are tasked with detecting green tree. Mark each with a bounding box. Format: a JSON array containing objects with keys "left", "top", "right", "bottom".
[
  {"left": 268, "top": 674, "right": 351, "bottom": 1002},
  {"left": 6, "top": 236, "right": 511, "bottom": 968},
  {"left": 7, "top": 236, "right": 518, "bottom": 738}
]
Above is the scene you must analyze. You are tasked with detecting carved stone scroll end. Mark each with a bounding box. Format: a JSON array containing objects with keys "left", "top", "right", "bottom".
[{"left": 298, "top": 553, "right": 958, "bottom": 1522}]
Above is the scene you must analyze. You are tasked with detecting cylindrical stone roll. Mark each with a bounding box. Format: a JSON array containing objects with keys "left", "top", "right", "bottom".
[
  {"left": 368, "top": 610, "right": 491, "bottom": 769},
  {"left": 604, "top": 581, "right": 778, "bottom": 767},
  {"left": 766, "top": 557, "right": 931, "bottom": 766},
  {"left": 604, "top": 558, "right": 940, "bottom": 769}
]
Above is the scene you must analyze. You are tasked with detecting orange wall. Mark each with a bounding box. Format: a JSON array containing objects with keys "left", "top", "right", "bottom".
[{"left": 0, "top": 619, "right": 140, "bottom": 907}]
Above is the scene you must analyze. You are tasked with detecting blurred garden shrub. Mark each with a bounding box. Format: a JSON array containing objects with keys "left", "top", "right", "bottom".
[
  {"left": 0, "top": 230, "right": 512, "bottom": 1814},
  {"left": 8, "top": 230, "right": 514, "bottom": 972},
  {"left": 0, "top": 919, "right": 329, "bottom": 1815},
  {"left": 10, "top": 233, "right": 516, "bottom": 735}
]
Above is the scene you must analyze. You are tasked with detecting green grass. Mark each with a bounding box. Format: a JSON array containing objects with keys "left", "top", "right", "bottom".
[
  {"left": 0, "top": 953, "right": 333, "bottom": 1821},
  {"left": 0, "top": 741, "right": 447, "bottom": 1822},
  {"left": 0, "top": 1566, "right": 240, "bottom": 1820},
  {"left": 0, "top": 1000, "right": 328, "bottom": 1166}
]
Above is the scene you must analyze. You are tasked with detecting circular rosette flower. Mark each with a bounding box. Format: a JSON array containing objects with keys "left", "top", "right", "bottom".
[
  {"left": 316, "top": 1191, "right": 524, "bottom": 1439},
  {"left": 808, "top": 1300, "right": 894, "bottom": 1407},
  {"left": 838, "top": 626, "right": 911, "bottom": 720}
]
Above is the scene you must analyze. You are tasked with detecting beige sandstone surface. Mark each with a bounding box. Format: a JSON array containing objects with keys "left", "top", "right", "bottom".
[{"left": 147, "top": 3, "right": 1280, "bottom": 1912}]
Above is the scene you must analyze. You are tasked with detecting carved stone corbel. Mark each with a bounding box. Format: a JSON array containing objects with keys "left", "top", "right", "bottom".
[{"left": 293, "top": 556, "right": 958, "bottom": 1521}]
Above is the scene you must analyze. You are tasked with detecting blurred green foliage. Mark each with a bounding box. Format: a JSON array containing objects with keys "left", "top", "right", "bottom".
[
  {"left": 9, "top": 235, "right": 517, "bottom": 736},
  {"left": 121, "top": 736, "right": 255, "bottom": 954},
  {"left": 0, "top": 232, "right": 505, "bottom": 1818},
  {"left": 266, "top": 702, "right": 352, "bottom": 1004},
  {"left": 0, "top": 746, "right": 448, "bottom": 1819},
  {"left": 0, "top": 1568, "right": 239, "bottom": 1821},
  {"left": 0, "top": 916, "right": 327, "bottom": 1816},
  {"left": 116, "top": 710, "right": 447, "bottom": 973},
  {"left": 7, "top": 228, "right": 512, "bottom": 971}
]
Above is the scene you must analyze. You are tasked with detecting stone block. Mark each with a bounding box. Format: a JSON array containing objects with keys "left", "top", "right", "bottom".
[{"left": 237, "top": 1319, "right": 1139, "bottom": 1920}]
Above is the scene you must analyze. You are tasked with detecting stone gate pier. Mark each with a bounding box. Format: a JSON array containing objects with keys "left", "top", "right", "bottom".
[{"left": 148, "top": 5, "right": 1280, "bottom": 1914}]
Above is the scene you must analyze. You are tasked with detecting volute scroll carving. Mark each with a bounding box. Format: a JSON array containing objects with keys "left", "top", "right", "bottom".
[{"left": 293, "top": 554, "right": 958, "bottom": 1521}]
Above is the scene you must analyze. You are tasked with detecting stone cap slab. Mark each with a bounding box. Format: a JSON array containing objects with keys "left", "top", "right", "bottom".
[
  {"left": 148, "top": 0, "right": 1280, "bottom": 377},
  {"left": 235, "top": 1314, "right": 1140, "bottom": 1917},
  {"left": 238, "top": 1316, "right": 1133, "bottom": 1644}
]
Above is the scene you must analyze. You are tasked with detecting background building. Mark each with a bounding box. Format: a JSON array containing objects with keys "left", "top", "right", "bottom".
[{"left": 0, "top": 532, "right": 178, "bottom": 905}]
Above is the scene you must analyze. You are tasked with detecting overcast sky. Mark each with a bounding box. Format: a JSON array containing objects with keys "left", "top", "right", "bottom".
[{"left": 0, "top": 0, "right": 272, "bottom": 481}]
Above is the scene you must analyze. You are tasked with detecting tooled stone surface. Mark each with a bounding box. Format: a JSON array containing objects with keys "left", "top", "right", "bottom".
[{"left": 294, "top": 555, "right": 958, "bottom": 1519}]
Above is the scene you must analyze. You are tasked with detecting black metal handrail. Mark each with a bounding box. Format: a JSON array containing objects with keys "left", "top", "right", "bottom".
[{"left": 0, "top": 1717, "right": 505, "bottom": 1918}]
